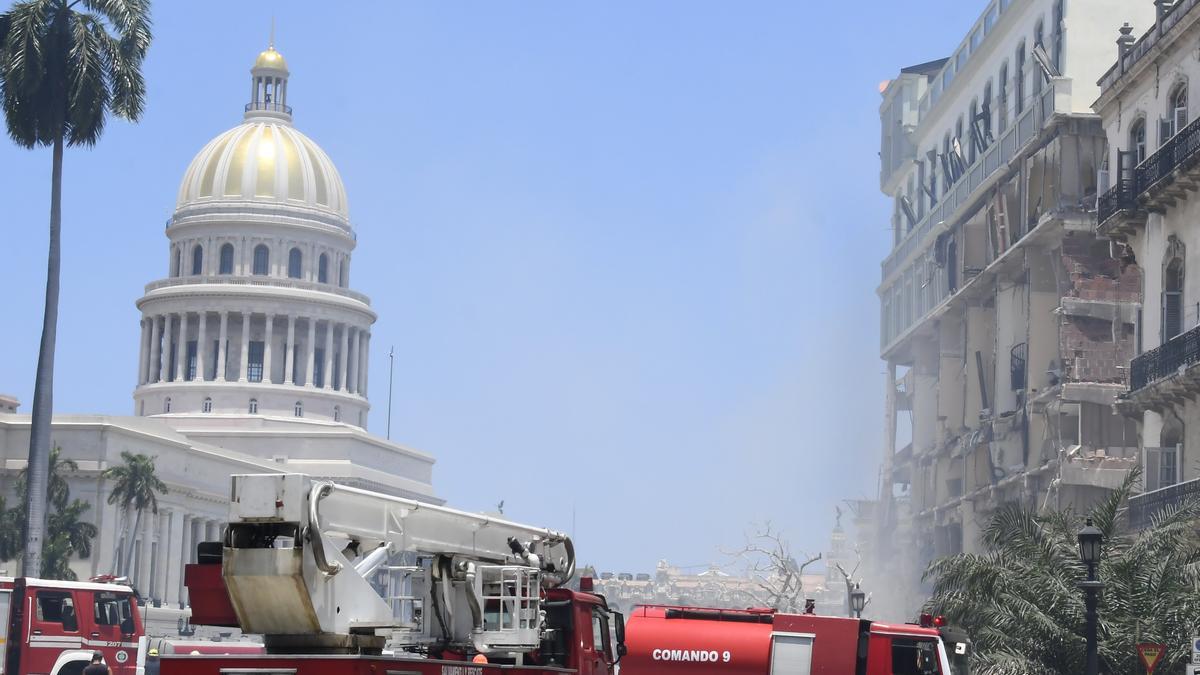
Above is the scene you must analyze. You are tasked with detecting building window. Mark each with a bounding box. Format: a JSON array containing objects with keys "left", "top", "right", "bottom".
[
  {"left": 1015, "top": 41, "right": 1026, "bottom": 115},
  {"left": 164, "top": 397, "right": 171, "bottom": 413},
  {"left": 1164, "top": 238, "right": 1185, "bottom": 342},
  {"left": 1170, "top": 83, "right": 1188, "bottom": 138},
  {"left": 202, "top": 397, "right": 213, "bottom": 413},
  {"left": 1051, "top": 0, "right": 1063, "bottom": 73},
  {"left": 313, "top": 348, "right": 325, "bottom": 388},
  {"left": 998, "top": 63, "right": 1009, "bottom": 132},
  {"left": 252, "top": 244, "right": 270, "bottom": 276},
  {"left": 185, "top": 340, "right": 198, "bottom": 381},
  {"left": 219, "top": 243, "right": 234, "bottom": 274},
  {"left": 318, "top": 253, "right": 329, "bottom": 283},
  {"left": 247, "top": 341, "right": 265, "bottom": 382},
  {"left": 249, "top": 398, "right": 258, "bottom": 414},
  {"left": 294, "top": 401, "right": 303, "bottom": 418},
  {"left": 191, "top": 244, "right": 204, "bottom": 276},
  {"left": 1130, "top": 118, "right": 1147, "bottom": 165},
  {"left": 288, "top": 247, "right": 302, "bottom": 279},
  {"left": 333, "top": 406, "right": 341, "bottom": 423},
  {"left": 1032, "top": 20, "right": 1045, "bottom": 95}
]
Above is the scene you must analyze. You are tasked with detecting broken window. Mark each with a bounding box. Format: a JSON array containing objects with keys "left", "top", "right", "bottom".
[
  {"left": 1015, "top": 41, "right": 1026, "bottom": 115},
  {"left": 998, "top": 63, "right": 1010, "bottom": 132}
]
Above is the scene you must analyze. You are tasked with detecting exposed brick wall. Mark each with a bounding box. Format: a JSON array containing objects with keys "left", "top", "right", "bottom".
[
  {"left": 1060, "top": 236, "right": 1141, "bottom": 303},
  {"left": 1061, "top": 317, "right": 1135, "bottom": 384},
  {"left": 1058, "top": 236, "right": 1140, "bottom": 385}
]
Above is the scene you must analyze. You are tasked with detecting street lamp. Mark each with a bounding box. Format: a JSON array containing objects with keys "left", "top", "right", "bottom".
[
  {"left": 849, "top": 583, "right": 866, "bottom": 619},
  {"left": 1077, "top": 517, "right": 1104, "bottom": 675}
]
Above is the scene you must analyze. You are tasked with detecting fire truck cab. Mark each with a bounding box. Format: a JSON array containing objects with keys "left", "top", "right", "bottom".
[
  {"left": 2, "top": 576, "right": 143, "bottom": 675},
  {"left": 621, "top": 605, "right": 952, "bottom": 675}
]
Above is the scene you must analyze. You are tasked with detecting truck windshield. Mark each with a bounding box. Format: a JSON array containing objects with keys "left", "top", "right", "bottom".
[{"left": 892, "top": 638, "right": 942, "bottom": 675}]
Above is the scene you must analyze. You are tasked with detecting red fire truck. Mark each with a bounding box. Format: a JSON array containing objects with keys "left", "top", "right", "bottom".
[
  {"left": 153, "top": 472, "right": 955, "bottom": 675},
  {"left": 1, "top": 576, "right": 143, "bottom": 675}
]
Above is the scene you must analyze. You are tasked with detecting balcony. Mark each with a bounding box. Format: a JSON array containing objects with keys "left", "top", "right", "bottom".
[
  {"left": 1128, "top": 478, "right": 1200, "bottom": 530},
  {"left": 1137, "top": 114, "right": 1200, "bottom": 212},
  {"left": 1096, "top": 179, "right": 1144, "bottom": 239},
  {"left": 1130, "top": 323, "right": 1200, "bottom": 391},
  {"left": 245, "top": 101, "right": 293, "bottom": 116}
]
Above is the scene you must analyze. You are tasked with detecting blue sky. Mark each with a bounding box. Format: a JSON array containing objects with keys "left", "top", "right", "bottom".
[{"left": 0, "top": 1, "right": 984, "bottom": 574}]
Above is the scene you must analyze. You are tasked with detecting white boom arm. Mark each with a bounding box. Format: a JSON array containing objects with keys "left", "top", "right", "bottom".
[{"left": 220, "top": 474, "right": 574, "bottom": 655}]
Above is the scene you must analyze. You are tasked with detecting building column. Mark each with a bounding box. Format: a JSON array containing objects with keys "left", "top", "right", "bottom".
[
  {"left": 156, "top": 510, "right": 171, "bottom": 605},
  {"left": 175, "top": 312, "right": 189, "bottom": 381},
  {"left": 137, "top": 318, "right": 149, "bottom": 385},
  {"left": 305, "top": 318, "right": 316, "bottom": 387},
  {"left": 264, "top": 314, "right": 275, "bottom": 384},
  {"left": 359, "top": 332, "right": 370, "bottom": 397},
  {"left": 338, "top": 324, "right": 350, "bottom": 391},
  {"left": 196, "top": 311, "right": 208, "bottom": 381},
  {"left": 239, "top": 313, "right": 251, "bottom": 382},
  {"left": 165, "top": 509, "right": 184, "bottom": 607},
  {"left": 323, "top": 321, "right": 334, "bottom": 390},
  {"left": 207, "top": 520, "right": 220, "bottom": 543},
  {"left": 346, "top": 327, "right": 358, "bottom": 394},
  {"left": 148, "top": 316, "right": 162, "bottom": 385},
  {"left": 284, "top": 315, "right": 296, "bottom": 385},
  {"left": 216, "top": 311, "right": 229, "bottom": 381},
  {"left": 178, "top": 514, "right": 192, "bottom": 608},
  {"left": 159, "top": 314, "right": 173, "bottom": 382}
]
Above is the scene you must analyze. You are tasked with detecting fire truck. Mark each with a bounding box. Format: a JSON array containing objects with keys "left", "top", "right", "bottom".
[
  {"left": 156, "top": 472, "right": 956, "bottom": 675},
  {"left": 1, "top": 576, "right": 143, "bottom": 675}
]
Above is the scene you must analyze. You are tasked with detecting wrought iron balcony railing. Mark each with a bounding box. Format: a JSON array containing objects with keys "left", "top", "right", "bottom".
[
  {"left": 1130, "top": 322, "right": 1200, "bottom": 391},
  {"left": 1136, "top": 112, "right": 1200, "bottom": 195},
  {"left": 1097, "top": 178, "right": 1138, "bottom": 226},
  {"left": 1128, "top": 477, "right": 1200, "bottom": 529}
]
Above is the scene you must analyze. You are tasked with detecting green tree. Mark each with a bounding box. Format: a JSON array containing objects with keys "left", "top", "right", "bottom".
[
  {"left": 2, "top": 445, "right": 99, "bottom": 579},
  {"left": 103, "top": 450, "right": 167, "bottom": 581},
  {"left": 924, "top": 469, "right": 1200, "bottom": 674},
  {"left": 0, "top": 0, "right": 152, "bottom": 576}
]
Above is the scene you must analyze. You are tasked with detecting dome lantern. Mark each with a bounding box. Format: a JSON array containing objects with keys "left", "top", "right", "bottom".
[{"left": 247, "top": 39, "right": 291, "bottom": 123}]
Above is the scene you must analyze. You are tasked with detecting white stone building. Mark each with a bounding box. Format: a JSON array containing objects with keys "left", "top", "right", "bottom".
[
  {"left": 1095, "top": 0, "right": 1200, "bottom": 529},
  {"left": 868, "top": 0, "right": 1153, "bottom": 618},
  {"left": 0, "top": 44, "right": 437, "bottom": 614}
]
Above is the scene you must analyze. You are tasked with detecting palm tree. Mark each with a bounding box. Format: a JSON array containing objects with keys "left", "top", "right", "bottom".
[
  {"left": 103, "top": 450, "right": 167, "bottom": 580},
  {"left": 2, "top": 445, "right": 99, "bottom": 579},
  {"left": 923, "top": 469, "right": 1200, "bottom": 674},
  {"left": 0, "top": 0, "right": 152, "bottom": 576}
]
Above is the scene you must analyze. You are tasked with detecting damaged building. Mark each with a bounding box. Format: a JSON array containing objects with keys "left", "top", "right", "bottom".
[
  {"left": 1096, "top": 1, "right": 1200, "bottom": 531},
  {"left": 868, "top": 0, "right": 1151, "bottom": 618}
]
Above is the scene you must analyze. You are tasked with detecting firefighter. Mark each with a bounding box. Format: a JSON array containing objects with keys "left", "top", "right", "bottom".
[{"left": 83, "top": 651, "right": 110, "bottom": 675}]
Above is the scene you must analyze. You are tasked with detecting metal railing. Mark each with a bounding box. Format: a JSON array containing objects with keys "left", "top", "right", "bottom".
[
  {"left": 144, "top": 275, "right": 371, "bottom": 305},
  {"left": 1130, "top": 323, "right": 1200, "bottom": 391},
  {"left": 1137, "top": 113, "right": 1200, "bottom": 195},
  {"left": 1128, "top": 477, "right": 1200, "bottom": 529},
  {"left": 245, "top": 101, "right": 293, "bottom": 115},
  {"left": 1096, "top": 179, "right": 1137, "bottom": 226}
]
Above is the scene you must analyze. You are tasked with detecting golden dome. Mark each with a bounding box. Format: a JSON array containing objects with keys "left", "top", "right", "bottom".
[
  {"left": 254, "top": 46, "right": 288, "bottom": 71},
  {"left": 176, "top": 120, "right": 348, "bottom": 219}
]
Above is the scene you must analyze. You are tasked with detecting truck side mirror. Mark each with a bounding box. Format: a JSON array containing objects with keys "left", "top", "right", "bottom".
[{"left": 614, "top": 611, "right": 627, "bottom": 658}]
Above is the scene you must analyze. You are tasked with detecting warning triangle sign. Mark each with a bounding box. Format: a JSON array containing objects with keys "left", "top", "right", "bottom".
[{"left": 1137, "top": 642, "right": 1167, "bottom": 674}]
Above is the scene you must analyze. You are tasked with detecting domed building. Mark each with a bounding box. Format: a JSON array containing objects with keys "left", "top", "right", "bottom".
[
  {"left": 135, "top": 44, "right": 370, "bottom": 427},
  {"left": 0, "top": 45, "right": 436, "bottom": 623}
]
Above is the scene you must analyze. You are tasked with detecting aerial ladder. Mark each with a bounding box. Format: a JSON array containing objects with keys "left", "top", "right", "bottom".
[{"left": 192, "top": 473, "right": 591, "bottom": 664}]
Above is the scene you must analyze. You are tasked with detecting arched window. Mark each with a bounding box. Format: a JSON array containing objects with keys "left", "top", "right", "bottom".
[
  {"left": 288, "top": 247, "right": 303, "bottom": 279},
  {"left": 1033, "top": 20, "right": 1045, "bottom": 95},
  {"left": 248, "top": 398, "right": 258, "bottom": 414},
  {"left": 1157, "top": 416, "right": 1184, "bottom": 490},
  {"left": 1130, "top": 118, "right": 1147, "bottom": 164},
  {"left": 1015, "top": 41, "right": 1026, "bottom": 115},
  {"left": 172, "top": 248, "right": 181, "bottom": 277},
  {"left": 1170, "top": 83, "right": 1188, "bottom": 138},
  {"left": 1164, "top": 236, "right": 1185, "bottom": 342},
  {"left": 163, "top": 397, "right": 172, "bottom": 413},
  {"left": 294, "top": 401, "right": 303, "bottom": 418},
  {"left": 253, "top": 244, "right": 270, "bottom": 275},
  {"left": 219, "top": 243, "right": 234, "bottom": 274},
  {"left": 191, "top": 244, "right": 204, "bottom": 276},
  {"left": 333, "top": 405, "right": 341, "bottom": 423},
  {"left": 318, "top": 253, "right": 329, "bottom": 283},
  {"left": 202, "top": 397, "right": 213, "bottom": 413},
  {"left": 998, "top": 62, "right": 1010, "bottom": 132}
]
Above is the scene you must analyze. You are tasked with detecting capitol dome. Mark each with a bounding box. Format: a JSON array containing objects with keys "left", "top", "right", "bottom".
[{"left": 176, "top": 121, "right": 349, "bottom": 219}]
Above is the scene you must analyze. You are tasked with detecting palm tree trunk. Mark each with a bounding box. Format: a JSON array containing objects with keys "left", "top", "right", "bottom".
[
  {"left": 123, "top": 508, "right": 142, "bottom": 585},
  {"left": 22, "top": 135, "right": 64, "bottom": 578}
]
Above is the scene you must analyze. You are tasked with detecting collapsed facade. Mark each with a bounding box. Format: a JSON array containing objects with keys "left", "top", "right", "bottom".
[
  {"left": 869, "top": 0, "right": 1153, "bottom": 618},
  {"left": 1096, "top": 0, "right": 1200, "bottom": 531}
]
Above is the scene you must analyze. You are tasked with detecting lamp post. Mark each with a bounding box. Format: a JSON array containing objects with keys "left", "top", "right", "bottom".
[
  {"left": 1077, "top": 517, "right": 1103, "bottom": 675},
  {"left": 849, "top": 583, "right": 866, "bottom": 619}
]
